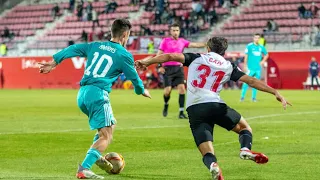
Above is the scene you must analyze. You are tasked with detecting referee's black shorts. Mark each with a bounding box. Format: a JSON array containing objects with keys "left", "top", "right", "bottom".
[
  {"left": 187, "top": 102, "right": 242, "bottom": 136},
  {"left": 163, "top": 66, "right": 185, "bottom": 87}
]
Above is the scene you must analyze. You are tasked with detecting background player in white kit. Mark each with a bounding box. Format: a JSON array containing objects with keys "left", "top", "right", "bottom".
[{"left": 135, "top": 37, "right": 291, "bottom": 180}]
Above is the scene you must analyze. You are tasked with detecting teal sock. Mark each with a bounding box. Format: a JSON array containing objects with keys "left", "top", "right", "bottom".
[
  {"left": 92, "top": 133, "right": 99, "bottom": 144},
  {"left": 81, "top": 148, "right": 101, "bottom": 169},
  {"left": 252, "top": 88, "right": 257, "bottom": 99},
  {"left": 241, "top": 83, "right": 249, "bottom": 99}
]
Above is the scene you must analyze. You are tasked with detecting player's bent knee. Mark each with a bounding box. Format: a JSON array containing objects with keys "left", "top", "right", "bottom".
[
  {"left": 232, "top": 120, "right": 252, "bottom": 134},
  {"left": 98, "top": 126, "right": 113, "bottom": 140}
]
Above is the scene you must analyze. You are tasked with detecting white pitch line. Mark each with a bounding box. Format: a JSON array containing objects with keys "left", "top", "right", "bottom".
[
  {"left": 0, "top": 111, "right": 319, "bottom": 135},
  {"left": 246, "top": 111, "right": 320, "bottom": 120}
]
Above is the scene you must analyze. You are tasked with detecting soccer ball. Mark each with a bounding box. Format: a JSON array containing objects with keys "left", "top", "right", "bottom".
[{"left": 104, "top": 152, "right": 125, "bottom": 174}]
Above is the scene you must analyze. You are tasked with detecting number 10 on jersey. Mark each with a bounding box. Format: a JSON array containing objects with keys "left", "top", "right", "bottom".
[
  {"left": 192, "top": 65, "right": 225, "bottom": 92},
  {"left": 85, "top": 52, "right": 113, "bottom": 78}
]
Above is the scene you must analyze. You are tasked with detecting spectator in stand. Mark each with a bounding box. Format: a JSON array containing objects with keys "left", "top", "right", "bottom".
[
  {"left": 88, "top": 31, "right": 94, "bottom": 42},
  {"left": 313, "top": 25, "right": 320, "bottom": 46},
  {"left": 197, "top": 16, "right": 205, "bottom": 30},
  {"left": 105, "top": 0, "right": 118, "bottom": 13},
  {"left": 259, "top": 34, "right": 266, "bottom": 47},
  {"left": 188, "top": 21, "right": 198, "bottom": 35},
  {"left": 156, "top": 0, "right": 164, "bottom": 14},
  {"left": 309, "top": 2, "right": 319, "bottom": 18},
  {"left": 86, "top": 2, "right": 93, "bottom": 21},
  {"left": 80, "top": 30, "right": 88, "bottom": 42},
  {"left": 145, "top": 0, "right": 155, "bottom": 11},
  {"left": 51, "top": 3, "right": 60, "bottom": 19},
  {"left": 92, "top": 9, "right": 99, "bottom": 29},
  {"left": 1, "top": 27, "right": 11, "bottom": 39},
  {"left": 141, "top": 25, "right": 153, "bottom": 35},
  {"left": 309, "top": 57, "right": 320, "bottom": 90},
  {"left": 192, "top": 0, "right": 203, "bottom": 16},
  {"left": 161, "top": 7, "right": 169, "bottom": 24},
  {"left": 69, "top": 0, "right": 75, "bottom": 12},
  {"left": 97, "top": 29, "right": 104, "bottom": 40},
  {"left": 155, "top": 9, "right": 162, "bottom": 24},
  {"left": 208, "top": 9, "right": 218, "bottom": 25},
  {"left": 181, "top": 16, "right": 190, "bottom": 37},
  {"left": 148, "top": 40, "right": 154, "bottom": 54},
  {"left": 68, "top": 37, "right": 75, "bottom": 46},
  {"left": 265, "top": 19, "right": 278, "bottom": 32},
  {"left": 167, "top": 9, "right": 177, "bottom": 24},
  {"left": 77, "top": 2, "right": 84, "bottom": 21},
  {"left": 298, "top": 3, "right": 307, "bottom": 18},
  {"left": 0, "top": 42, "right": 8, "bottom": 57}
]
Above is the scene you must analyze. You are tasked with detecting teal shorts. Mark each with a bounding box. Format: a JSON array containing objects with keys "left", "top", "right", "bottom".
[
  {"left": 247, "top": 69, "right": 261, "bottom": 79},
  {"left": 77, "top": 85, "right": 116, "bottom": 130}
]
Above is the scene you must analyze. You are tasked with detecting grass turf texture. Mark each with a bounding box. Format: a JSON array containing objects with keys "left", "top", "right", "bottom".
[{"left": 0, "top": 89, "right": 319, "bottom": 180}]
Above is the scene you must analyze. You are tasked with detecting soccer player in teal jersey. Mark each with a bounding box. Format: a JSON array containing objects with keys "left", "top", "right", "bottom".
[
  {"left": 241, "top": 34, "right": 269, "bottom": 102},
  {"left": 39, "top": 19, "right": 151, "bottom": 179}
]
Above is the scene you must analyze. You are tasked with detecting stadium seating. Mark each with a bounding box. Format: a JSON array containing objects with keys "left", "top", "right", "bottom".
[
  {"left": 0, "top": 2, "right": 69, "bottom": 49},
  {"left": 213, "top": 0, "right": 320, "bottom": 42},
  {"left": 1, "top": 0, "right": 238, "bottom": 52}
]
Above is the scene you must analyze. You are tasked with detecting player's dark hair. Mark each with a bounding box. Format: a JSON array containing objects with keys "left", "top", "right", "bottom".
[
  {"left": 169, "top": 23, "right": 180, "bottom": 29},
  {"left": 111, "top": 19, "right": 132, "bottom": 38},
  {"left": 206, "top": 37, "right": 228, "bottom": 56},
  {"left": 254, "top": 33, "right": 261, "bottom": 36}
]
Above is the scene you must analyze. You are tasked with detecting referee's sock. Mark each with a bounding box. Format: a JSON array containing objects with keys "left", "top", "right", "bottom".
[
  {"left": 179, "top": 94, "right": 185, "bottom": 113},
  {"left": 164, "top": 95, "right": 170, "bottom": 105}
]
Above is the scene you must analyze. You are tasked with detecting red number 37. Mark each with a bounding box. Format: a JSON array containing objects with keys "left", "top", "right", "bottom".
[{"left": 192, "top": 65, "right": 225, "bottom": 92}]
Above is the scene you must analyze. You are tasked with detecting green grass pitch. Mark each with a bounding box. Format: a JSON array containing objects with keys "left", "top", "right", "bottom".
[{"left": 0, "top": 89, "right": 320, "bottom": 180}]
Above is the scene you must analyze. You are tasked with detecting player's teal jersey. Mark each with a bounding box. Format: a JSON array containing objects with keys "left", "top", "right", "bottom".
[
  {"left": 245, "top": 42, "right": 268, "bottom": 71},
  {"left": 53, "top": 41, "right": 144, "bottom": 94}
]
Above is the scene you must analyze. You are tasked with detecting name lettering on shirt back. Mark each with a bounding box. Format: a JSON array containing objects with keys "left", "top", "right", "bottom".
[
  {"left": 99, "top": 45, "right": 116, "bottom": 53},
  {"left": 209, "top": 58, "right": 224, "bottom": 66}
]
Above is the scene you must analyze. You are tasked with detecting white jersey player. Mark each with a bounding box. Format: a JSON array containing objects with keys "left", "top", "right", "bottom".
[{"left": 135, "top": 37, "right": 291, "bottom": 180}]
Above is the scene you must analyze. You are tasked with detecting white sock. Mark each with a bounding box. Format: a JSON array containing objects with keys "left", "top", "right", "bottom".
[{"left": 241, "top": 147, "right": 250, "bottom": 151}]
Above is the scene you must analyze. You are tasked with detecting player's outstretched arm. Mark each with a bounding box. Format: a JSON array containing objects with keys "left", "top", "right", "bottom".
[
  {"left": 122, "top": 54, "right": 151, "bottom": 98},
  {"left": 188, "top": 42, "right": 206, "bottom": 48},
  {"left": 38, "top": 60, "right": 57, "bottom": 74},
  {"left": 38, "top": 43, "right": 91, "bottom": 74},
  {"left": 239, "top": 75, "right": 292, "bottom": 109},
  {"left": 53, "top": 43, "right": 91, "bottom": 64},
  {"left": 135, "top": 53, "right": 185, "bottom": 70}
]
